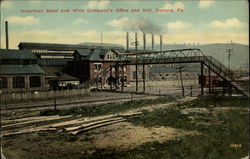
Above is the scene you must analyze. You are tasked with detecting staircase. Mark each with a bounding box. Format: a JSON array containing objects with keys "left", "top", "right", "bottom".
[
  {"left": 83, "top": 65, "right": 112, "bottom": 89},
  {"left": 201, "top": 56, "right": 248, "bottom": 96}
]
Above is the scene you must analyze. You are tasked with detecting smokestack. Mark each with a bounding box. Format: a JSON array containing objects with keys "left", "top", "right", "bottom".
[
  {"left": 135, "top": 32, "right": 138, "bottom": 53},
  {"left": 151, "top": 34, "right": 154, "bottom": 50},
  {"left": 5, "top": 21, "right": 9, "bottom": 49},
  {"left": 160, "top": 35, "right": 163, "bottom": 51},
  {"left": 126, "top": 32, "right": 129, "bottom": 50},
  {"left": 143, "top": 32, "right": 146, "bottom": 50}
]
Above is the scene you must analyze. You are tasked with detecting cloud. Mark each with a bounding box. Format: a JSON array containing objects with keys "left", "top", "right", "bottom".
[
  {"left": 106, "top": 17, "right": 130, "bottom": 28},
  {"left": 5, "top": 16, "right": 40, "bottom": 25},
  {"left": 1, "top": 1, "right": 13, "bottom": 8},
  {"left": 199, "top": 0, "right": 215, "bottom": 8},
  {"left": 106, "top": 16, "right": 165, "bottom": 34},
  {"left": 166, "top": 21, "right": 192, "bottom": 30},
  {"left": 86, "top": 0, "right": 110, "bottom": 9},
  {"left": 162, "top": 1, "right": 184, "bottom": 10},
  {"left": 208, "top": 18, "right": 246, "bottom": 29},
  {"left": 73, "top": 18, "right": 88, "bottom": 24}
]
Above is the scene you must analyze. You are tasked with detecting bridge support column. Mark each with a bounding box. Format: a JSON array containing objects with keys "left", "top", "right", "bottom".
[
  {"left": 110, "top": 65, "right": 112, "bottom": 90},
  {"left": 115, "top": 64, "right": 119, "bottom": 91},
  {"left": 121, "top": 64, "right": 125, "bottom": 92},
  {"left": 143, "top": 64, "right": 146, "bottom": 92},
  {"left": 136, "top": 64, "right": 138, "bottom": 92},
  {"left": 201, "top": 63, "right": 204, "bottom": 96}
]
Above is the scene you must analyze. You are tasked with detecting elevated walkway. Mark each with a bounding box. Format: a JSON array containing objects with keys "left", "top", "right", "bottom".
[{"left": 84, "top": 49, "right": 248, "bottom": 96}]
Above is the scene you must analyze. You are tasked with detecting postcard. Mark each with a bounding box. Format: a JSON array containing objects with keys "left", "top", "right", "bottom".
[{"left": 0, "top": 0, "right": 249, "bottom": 159}]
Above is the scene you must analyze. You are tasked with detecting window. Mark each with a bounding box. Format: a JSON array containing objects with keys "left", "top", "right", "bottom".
[
  {"left": 13, "top": 76, "right": 25, "bottom": 88},
  {"left": 94, "top": 63, "right": 102, "bottom": 72},
  {"left": 30, "top": 76, "right": 41, "bottom": 87},
  {"left": 0, "top": 77, "right": 8, "bottom": 88}
]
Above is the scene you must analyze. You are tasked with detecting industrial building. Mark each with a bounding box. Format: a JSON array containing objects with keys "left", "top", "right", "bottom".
[
  {"left": 148, "top": 63, "right": 200, "bottom": 81},
  {"left": 0, "top": 49, "right": 45, "bottom": 93},
  {"left": 66, "top": 48, "right": 130, "bottom": 87},
  {"left": 18, "top": 42, "right": 128, "bottom": 89}
]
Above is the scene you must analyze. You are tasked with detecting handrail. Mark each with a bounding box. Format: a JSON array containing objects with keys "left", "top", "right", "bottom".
[{"left": 83, "top": 65, "right": 112, "bottom": 88}]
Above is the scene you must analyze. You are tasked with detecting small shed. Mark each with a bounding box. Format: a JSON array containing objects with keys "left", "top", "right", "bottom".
[{"left": 49, "top": 72, "right": 80, "bottom": 90}]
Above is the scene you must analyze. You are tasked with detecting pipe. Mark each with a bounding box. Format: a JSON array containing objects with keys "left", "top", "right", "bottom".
[
  {"left": 126, "top": 32, "right": 129, "bottom": 50},
  {"left": 151, "top": 34, "right": 154, "bottom": 50},
  {"left": 160, "top": 35, "right": 163, "bottom": 51},
  {"left": 143, "top": 32, "right": 146, "bottom": 50},
  {"left": 5, "top": 21, "right": 9, "bottom": 49},
  {"left": 135, "top": 33, "right": 138, "bottom": 53}
]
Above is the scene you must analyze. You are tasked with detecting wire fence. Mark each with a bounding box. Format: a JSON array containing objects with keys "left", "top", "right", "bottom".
[{"left": 0, "top": 88, "right": 90, "bottom": 104}]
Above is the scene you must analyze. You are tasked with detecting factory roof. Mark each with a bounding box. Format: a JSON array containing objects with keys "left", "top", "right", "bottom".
[
  {"left": 0, "top": 64, "right": 45, "bottom": 75},
  {"left": 37, "top": 58, "right": 71, "bottom": 66},
  {"left": 74, "top": 48, "right": 121, "bottom": 61},
  {"left": 76, "top": 49, "right": 91, "bottom": 57},
  {"left": 0, "top": 49, "right": 37, "bottom": 60},
  {"left": 18, "top": 42, "right": 125, "bottom": 51},
  {"left": 18, "top": 42, "right": 89, "bottom": 50},
  {"left": 49, "top": 73, "right": 79, "bottom": 81}
]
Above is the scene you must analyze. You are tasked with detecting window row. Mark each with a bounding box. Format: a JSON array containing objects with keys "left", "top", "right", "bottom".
[
  {"left": 32, "top": 49, "right": 74, "bottom": 54},
  {"left": 0, "top": 76, "right": 41, "bottom": 89}
]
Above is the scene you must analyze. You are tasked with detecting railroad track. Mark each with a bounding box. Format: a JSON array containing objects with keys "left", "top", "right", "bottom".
[
  {"left": 1, "top": 94, "right": 159, "bottom": 114},
  {"left": 1, "top": 96, "right": 196, "bottom": 137}
]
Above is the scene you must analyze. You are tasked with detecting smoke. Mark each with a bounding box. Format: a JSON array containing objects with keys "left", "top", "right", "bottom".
[{"left": 106, "top": 16, "right": 166, "bottom": 35}]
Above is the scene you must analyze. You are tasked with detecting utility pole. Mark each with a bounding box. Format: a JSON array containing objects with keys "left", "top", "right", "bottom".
[
  {"left": 226, "top": 41, "right": 233, "bottom": 74},
  {"left": 135, "top": 33, "right": 139, "bottom": 92},
  {"left": 131, "top": 33, "right": 139, "bottom": 92},
  {"left": 5, "top": 21, "right": 9, "bottom": 49},
  {"left": 177, "top": 66, "right": 185, "bottom": 97},
  {"left": 226, "top": 48, "right": 232, "bottom": 72}
]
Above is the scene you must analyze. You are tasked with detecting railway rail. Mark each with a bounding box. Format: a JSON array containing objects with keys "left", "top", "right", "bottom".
[{"left": 1, "top": 93, "right": 160, "bottom": 114}]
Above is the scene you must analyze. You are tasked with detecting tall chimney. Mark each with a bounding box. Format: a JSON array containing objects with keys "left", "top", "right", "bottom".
[
  {"left": 5, "top": 21, "right": 9, "bottom": 49},
  {"left": 151, "top": 34, "right": 154, "bottom": 50},
  {"left": 143, "top": 32, "right": 146, "bottom": 50},
  {"left": 135, "top": 32, "right": 138, "bottom": 53},
  {"left": 126, "top": 32, "right": 129, "bottom": 51},
  {"left": 160, "top": 35, "right": 163, "bottom": 51}
]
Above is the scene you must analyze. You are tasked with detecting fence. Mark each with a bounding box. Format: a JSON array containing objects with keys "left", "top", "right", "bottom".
[{"left": 0, "top": 88, "right": 90, "bottom": 104}]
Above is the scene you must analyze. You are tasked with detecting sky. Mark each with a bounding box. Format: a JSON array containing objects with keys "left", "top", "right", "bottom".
[{"left": 0, "top": 0, "right": 249, "bottom": 49}]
